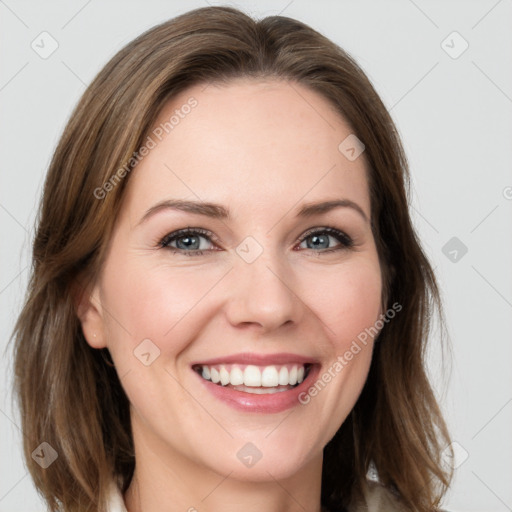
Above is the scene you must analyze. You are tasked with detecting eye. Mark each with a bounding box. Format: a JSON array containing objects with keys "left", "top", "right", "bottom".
[
  {"left": 159, "top": 228, "right": 217, "bottom": 255},
  {"left": 158, "top": 226, "right": 353, "bottom": 256},
  {"left": 297, "top": 227, "right": 353, "bottom": 253}
]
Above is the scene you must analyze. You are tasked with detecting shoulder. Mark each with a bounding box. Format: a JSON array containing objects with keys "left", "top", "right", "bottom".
[
  {"left": 345, "top": 480, "right": 452, "bottom": 512},
  {"left": 346, "top": 480, "right": 409, "bottom": 512},
  {"left": 106, "top": 481, "right": 128, "bottom": 512},
  {"left": 106, "top": 479, "right": 452, "bottom": 512}
]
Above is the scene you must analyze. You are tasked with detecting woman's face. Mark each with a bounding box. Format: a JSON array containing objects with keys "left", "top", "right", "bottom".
[{"left": 83, "top": 79, "right": 383, "bottom": 482}]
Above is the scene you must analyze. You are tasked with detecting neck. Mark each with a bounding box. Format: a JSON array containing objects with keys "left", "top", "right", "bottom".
[{"left": 124, "top": 413, "right": 324, "bottom": 512}]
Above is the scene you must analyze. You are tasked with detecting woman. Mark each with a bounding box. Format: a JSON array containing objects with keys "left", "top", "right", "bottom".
[{"left": 12, "top": 6, "right": 452, "bottom": 512}]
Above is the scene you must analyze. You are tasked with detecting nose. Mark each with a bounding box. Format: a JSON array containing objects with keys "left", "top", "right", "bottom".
[{"left": 224, "top": 250, "right": 304, "bottom": 332}]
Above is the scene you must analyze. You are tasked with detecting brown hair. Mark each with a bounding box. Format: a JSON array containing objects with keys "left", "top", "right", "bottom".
[{"left": 12, "top": 6, "right": 451, "bottom": 512}]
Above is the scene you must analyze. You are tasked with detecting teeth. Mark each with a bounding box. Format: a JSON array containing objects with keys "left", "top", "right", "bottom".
[
  {"left": 231, "top": 385, "right": 290, "bottom": 394},
  {"left": 197, "top": 363, "right": 309, "bottom": 388},
  {"left": 244, "top": 365, "right": 261, "bottom": 387},
  {"left": 229, "top": 366, "right": 244, "bottom": 386},
  {"left": 210, "top": 367, "right": 220, "bottom": 384},
  {"left": 289, "top": 366, "right": 298, "bottom": 385},
  {"left": 219, "top": 366, "right": 230, "bottom": 386},
  {"left": 261, "top": 366, "right": 279, "bottom": 387}
]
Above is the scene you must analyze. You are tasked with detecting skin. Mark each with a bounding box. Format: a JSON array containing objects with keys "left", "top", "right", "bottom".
[{"left": 78, "top": 79, "right": 383, "bottom": 512}]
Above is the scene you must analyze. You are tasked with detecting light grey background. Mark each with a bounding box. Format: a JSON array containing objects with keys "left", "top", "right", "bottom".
[{"left": 1, "top": 1, "right": 511, "bottom": 511}]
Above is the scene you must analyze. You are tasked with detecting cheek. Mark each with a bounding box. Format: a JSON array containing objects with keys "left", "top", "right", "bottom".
[
  {"left": 299, "top": 256, "right": 383, "bottom": 347},
  {"left": 292, "top": 256, "right": 382, "bottom": 445},
  {"left": 100, "top": 252, "right": 228, "bottom": 358}
]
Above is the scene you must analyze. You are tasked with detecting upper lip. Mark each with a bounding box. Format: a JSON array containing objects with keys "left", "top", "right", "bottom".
[{"left": 191, "top": 352, "right": 319, "bottom": 367}]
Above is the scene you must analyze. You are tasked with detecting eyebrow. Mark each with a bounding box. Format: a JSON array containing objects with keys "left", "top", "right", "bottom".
[{"left": 138, "top": 198, "right": 369, "bottom": 225}]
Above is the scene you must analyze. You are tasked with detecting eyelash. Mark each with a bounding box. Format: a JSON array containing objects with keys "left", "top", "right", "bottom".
[{"left": 158, "top": 226, "right": 354, "bottom": 256}]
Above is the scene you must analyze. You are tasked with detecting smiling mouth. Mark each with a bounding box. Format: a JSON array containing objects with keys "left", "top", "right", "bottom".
[{"left": 192, "top": 363, "right": 312, "bottom": 394}]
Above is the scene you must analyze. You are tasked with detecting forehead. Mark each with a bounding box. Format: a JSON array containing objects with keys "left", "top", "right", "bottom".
[{"left": 123, "top": 79, "right": 370, "bottom": 221}]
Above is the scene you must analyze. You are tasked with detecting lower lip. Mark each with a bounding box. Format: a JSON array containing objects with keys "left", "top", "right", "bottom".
[{"left": 194, "top": 364, "right": 321, "bottom": 413}]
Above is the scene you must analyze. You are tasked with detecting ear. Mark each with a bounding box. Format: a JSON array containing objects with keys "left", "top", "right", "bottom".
[{"left": 73, "top": 276, "right": 107, "bottom": 349}]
